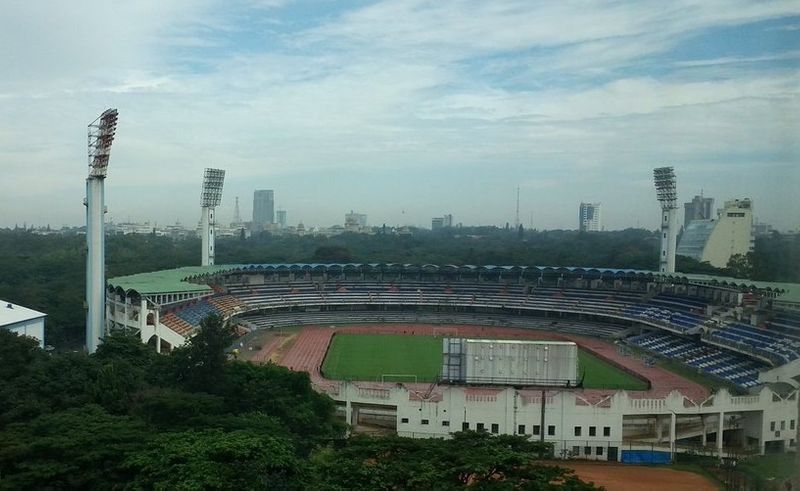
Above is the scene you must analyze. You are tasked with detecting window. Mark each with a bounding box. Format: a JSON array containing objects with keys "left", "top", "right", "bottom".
[
  {"left": 596, "top": 446, "right": 604, "bottom": 456},
  {"left": 477, "top": 423, "right": 485, "bottom": 432},
  {"left": 462, "top": 422, "right": 469, "bottom": 431},
  {"left": 421, "top": 419, "right": 429, "bottom": 425},
  {"left": 572, "top": 446, "right": 580, "bottom": 456},
  {"left": 442, "top": 420, "right": 450, "bottom": 427},
  {"left": 401, "top": 418, "right": 409, "bottom": 424},
  {"left": 781, "top": 421, "right": 786, "bottom": 431},
  {"left": 491, "top": 423, "right": 499, "bottom": 434},
  {"left": 589, "top": 426, "right": 596, "bottom": 437},
  {"left": 574, "top": 426, "right": 582, "bottom": 437},
  {"left": 770, "top": 421, "right": 776, "bottom": 431},
  {"left": 791, "top": 420, "right": 796, "bottom": 430},
  {"left": 533, "top": 425, "right": 540, "bottom": 436},
  {"left": 603, "top": 426, "right": 611, "bottom": 437},
  {"left": 548, "top": 425, "right": 556, "bottom": 436},
  {"left": 518, "top": 424, "right": 526, "bottom": 434},
  {"left": 584, "top": 446, "right": 592, "bottom": 455}
]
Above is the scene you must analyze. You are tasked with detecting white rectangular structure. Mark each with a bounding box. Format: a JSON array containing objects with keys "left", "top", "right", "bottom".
[
  {"left": 443, "top": 338, "right": 579, "bottom": 387},
  {"left": 1, "top": 300, "right": 46, "bottom": 347}
]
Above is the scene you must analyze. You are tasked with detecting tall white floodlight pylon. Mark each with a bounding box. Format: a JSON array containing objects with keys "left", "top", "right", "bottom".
[
  {"left": 654, "top": 166, "right": 678, "bottom": 274},
  {"left": 200, "top": 168, "right": 225, "bottom": 266},
  {"left": 85, "top": 109, "right": 118, "bottom": 353}
]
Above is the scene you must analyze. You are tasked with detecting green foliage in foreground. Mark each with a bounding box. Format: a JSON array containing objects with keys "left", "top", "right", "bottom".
[
  {"left": 738, "top": 453, "right": 800, "bottom": 481},
  {"left": 0, "top": 318, "right": 595, "bottom": 489},
  {"left": 309, "top": 432, "right": 597, "bottom": 490}
]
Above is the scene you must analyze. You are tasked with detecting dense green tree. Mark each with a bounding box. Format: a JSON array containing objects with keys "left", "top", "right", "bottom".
[
  {"left": 169, "top": 314, "right": 235, "bottom": 392},
  {"left": 308, "top": 432, "right": 595, "bottom": 490},
  {"left": 123, "top": 429, "right": 301, "bottom": 490},
  {"left": 0, "top": 405, "right": 150, "bottom": 489},
  {"left": 726, "top": 253, "right": 754, "bottom": 279}
]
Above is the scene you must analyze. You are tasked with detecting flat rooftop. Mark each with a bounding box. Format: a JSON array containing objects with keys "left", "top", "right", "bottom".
[{"left": 0, "top": 300, "right": 46, "bottom": 327}]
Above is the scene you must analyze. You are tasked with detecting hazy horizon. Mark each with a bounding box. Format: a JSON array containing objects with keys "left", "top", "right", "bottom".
[{"left": 1, "top": 1, "right": 798, "bottom": 231}]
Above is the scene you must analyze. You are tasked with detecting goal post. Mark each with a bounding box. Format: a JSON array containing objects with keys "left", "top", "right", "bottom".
[{"left": 381, "top": 374, "right": 418, "bottom": 383}]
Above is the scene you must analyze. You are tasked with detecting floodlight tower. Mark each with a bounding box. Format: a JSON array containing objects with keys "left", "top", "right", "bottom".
[
  {"left": 200, "top": 168, "right": 225, "bottom": 266},
  {"left": 654, "top": 166, "right": 678, "bottom": 273},
  {"left": 85, "top": 108, "right": 118, "bottom": 353}
]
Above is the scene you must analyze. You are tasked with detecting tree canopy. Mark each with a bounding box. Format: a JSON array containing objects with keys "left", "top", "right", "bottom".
[{"left": 0, "top": 321, "right": 594, "bottom": 489}]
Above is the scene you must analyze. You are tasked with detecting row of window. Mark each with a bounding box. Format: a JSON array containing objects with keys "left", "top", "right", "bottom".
[
  {"left": 400, "top": 419, "right": 612, "bottom": 439},
  {"left": 571, "top": 445, "right": 606, "bottom": 457},
  {"left": 574, "top": 425, "right": 612, "bottom": 437},
  {"left": 769, "top": 420, "right": 795, "bottom": 432}
]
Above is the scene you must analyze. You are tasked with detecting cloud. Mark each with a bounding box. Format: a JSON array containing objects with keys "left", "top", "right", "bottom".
[{"left": 0, "top": 1, "right": 797, "bottom": 231}]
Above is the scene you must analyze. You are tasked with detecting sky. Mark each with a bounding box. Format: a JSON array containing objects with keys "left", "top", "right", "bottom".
[{"left": 0, "top": 0, "right": 798, "bottom": 231}]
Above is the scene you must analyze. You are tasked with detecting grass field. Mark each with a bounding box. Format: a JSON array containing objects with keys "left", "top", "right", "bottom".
[{"left": 322, "top": 334, "right": 649, "bottom": 390}]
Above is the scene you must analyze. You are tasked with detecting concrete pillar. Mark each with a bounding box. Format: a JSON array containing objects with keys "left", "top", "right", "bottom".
[
  {"left": 656, "top": 416, "right": 663, "bottom": 442},
  {"left": 670, "top": 413, "right": 677, "bottom": 459},
  {"left": 154, "top": 309, "right": 161, "bottom": 354},
  {"left": 701, "top": 415, "right": 707, "bottom": 446},
  {"left": 345, "top": 400, "right": 353, "bottom": 435},
  {"left": 717, "top": 411, "right": 724, "bottom": 455}
]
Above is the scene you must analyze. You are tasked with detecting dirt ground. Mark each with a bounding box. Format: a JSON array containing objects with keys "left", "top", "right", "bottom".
[
  {"left": 558, "top": 461, "right": 718, "bottom": 491},
  {"left": 236, "top": 326, "right": 301, "bottom": 363}
]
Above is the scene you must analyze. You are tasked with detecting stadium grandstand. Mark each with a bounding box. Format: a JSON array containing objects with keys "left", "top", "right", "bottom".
[{"left": 106, "top": 263, "right": 800, "bottom": 461}]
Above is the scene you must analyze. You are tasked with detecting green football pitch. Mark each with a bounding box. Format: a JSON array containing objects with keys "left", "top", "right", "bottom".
[{"left": 321, "top": 334, "right": 649, "bottom": 390}]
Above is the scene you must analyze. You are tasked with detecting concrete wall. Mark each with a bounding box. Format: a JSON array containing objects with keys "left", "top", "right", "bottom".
[{"left": 331, "top": 383, "right": 797, "bottom": 459}]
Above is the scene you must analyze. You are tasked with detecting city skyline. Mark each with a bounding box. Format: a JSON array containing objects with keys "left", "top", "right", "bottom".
[{"left": 0, "top": 1, "right": 798, "bottom": 230}]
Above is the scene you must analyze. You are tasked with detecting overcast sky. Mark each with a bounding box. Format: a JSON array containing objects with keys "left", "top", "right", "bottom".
[{"left": 1, "top": 0, "right": 798, "bottom": 231}]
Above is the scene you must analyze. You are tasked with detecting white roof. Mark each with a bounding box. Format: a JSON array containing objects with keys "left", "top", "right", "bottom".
[
  {"left": 464, "top": 338, "right": 576, "bottom": 346},
  {"left": 0, "top": 300, "right": 46, "bottom": 327}
]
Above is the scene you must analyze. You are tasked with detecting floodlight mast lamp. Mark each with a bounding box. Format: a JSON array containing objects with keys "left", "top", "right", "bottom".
[
  {"left": 200, "top": 168, "right": 225, "bottom": 266},
  {"left": 85, "top": 108, "right": 118, "bottom": 354},
  {"left": 654, "top": 166, "right": 678, "bottom": 274}
]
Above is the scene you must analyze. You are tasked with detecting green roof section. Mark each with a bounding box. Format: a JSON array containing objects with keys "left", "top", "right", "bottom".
[{"left": 107, "top": 265, "right": 237, "bottom": 294}]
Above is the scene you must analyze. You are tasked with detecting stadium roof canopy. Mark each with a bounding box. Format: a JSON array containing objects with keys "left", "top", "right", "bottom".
[
  {"left": 0, "top": 300, "right": 46, "bottom": 327},
  {"left": 108, "top": 266, "right": 237, "bottom": 295},
  {"left": 107, "top": 263, "right": 800, "bottom": 305},
  {"left": 657, "top": 272, "right": 800, "bottom": 304}
]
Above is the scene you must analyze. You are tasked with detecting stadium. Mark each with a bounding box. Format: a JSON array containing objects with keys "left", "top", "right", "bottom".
[{"left": 106, "top": 263, "right": 800, "bottom": 463}]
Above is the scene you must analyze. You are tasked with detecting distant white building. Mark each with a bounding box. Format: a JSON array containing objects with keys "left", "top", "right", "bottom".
[
  {"left": 345, "top": 211, "right": 367, "bottom": 231},
  {"left": 1, "top": 300, "right": 46, "bottom": 348},
  {"left": 579, "top": 202, "right": 602, "bottom": 232},
  {"left": 677, "top": 198, "right": 754, "bottom": 268}
]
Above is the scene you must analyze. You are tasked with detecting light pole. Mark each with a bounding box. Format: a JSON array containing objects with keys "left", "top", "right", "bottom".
[
  {"left": 654, "top": 166, "right": 678, "bottom": 273},
  {"left": 200, "top": 168, "right": 225, "bottom": 266},
  {"left": 85, "top": 108, "right": 118, "bottom": 353}
]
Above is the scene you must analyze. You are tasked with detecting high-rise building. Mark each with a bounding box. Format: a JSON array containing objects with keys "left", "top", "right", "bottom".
[
  {"left": 432, "top": 214, "right": 453, "bottom": 230},
  {"left": 276, "top": 209, "right": 287, "bottom": 228},
  {"left": 684, "top": 194, "right": 714, "bottom": 228},
  {"left": 252, "top": 190, "right": 274, "bottom": 230},
  {"left": 677, "top": 198, "right": 754, "bottom": 268},
  {"left": 578, "top": 202, "right": 602, "bottom": 232},
  {"left": 345, "top": 210, "right": 367, "bottom": 231}
]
